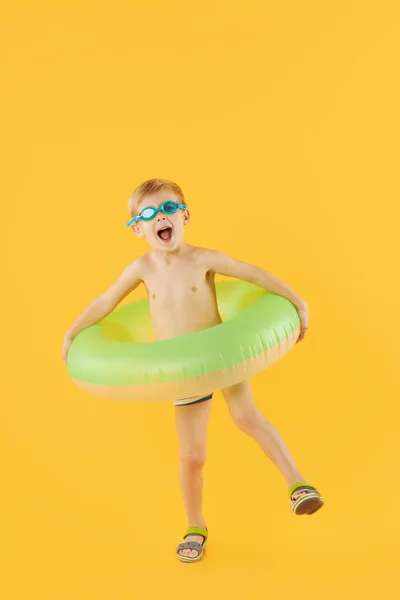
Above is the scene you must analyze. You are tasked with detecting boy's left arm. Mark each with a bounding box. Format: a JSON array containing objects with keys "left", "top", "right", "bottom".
[{"left": 206, "top": 250, "right": 309, "bottom": 342}]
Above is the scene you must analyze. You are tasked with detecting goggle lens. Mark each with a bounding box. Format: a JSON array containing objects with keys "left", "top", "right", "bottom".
[
  {"left": 163, "top": 201, "right": 178, "bottom": 213},
  {"left": 141, "top": 207, "right": 156, "bottom": 219}
]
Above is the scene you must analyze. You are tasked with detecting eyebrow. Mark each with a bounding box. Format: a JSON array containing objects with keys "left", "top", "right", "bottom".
[{"left": 140, "top": 199, "right": 175, "bottom": 209}]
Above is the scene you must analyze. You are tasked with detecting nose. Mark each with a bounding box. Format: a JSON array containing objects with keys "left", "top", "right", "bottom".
[{"left": 157, "top": 214, "right": 166, "bottom": 221}]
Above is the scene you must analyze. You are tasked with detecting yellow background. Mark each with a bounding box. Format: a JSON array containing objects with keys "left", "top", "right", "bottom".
[{"left": 1, "top": 1, "right": 399, "bottom": 598}]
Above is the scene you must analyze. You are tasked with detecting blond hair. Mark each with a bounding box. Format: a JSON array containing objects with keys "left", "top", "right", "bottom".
[{"left": 127, "top": 178, "right": 185, "bottom": 218}]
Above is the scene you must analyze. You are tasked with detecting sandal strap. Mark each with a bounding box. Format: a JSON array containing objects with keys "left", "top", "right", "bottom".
[
  {"left": 177, "top": 541, "right": 203, "bottom": 551},
  {"left": 288, "top": 482, "right": 318, "bottom": 498},
  {"left": 183, "top": 526, "right": 208, "bottom": 541}
]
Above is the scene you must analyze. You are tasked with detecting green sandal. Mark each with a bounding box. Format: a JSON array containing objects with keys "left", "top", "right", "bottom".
[
  {"left": 176, "top": 526, "right": 208, "bottom": 563},
  {"left": 289, "top": 482, "right": 324, "bottom": 515}
]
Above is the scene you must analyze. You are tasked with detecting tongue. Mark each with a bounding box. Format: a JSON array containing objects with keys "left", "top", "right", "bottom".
[{"left": 159, "top": 228, "right": 172, "bottom": 241}]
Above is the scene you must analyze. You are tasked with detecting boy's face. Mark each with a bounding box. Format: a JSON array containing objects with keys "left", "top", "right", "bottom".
[{"left": 132, "top": 191, "right": 190, "bottom": 252}]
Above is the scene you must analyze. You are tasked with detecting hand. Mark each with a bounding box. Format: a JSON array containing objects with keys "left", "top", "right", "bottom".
[
  {"left": 296, "top": 303, "right": 309, "bottom": 343},
  {"left": 62, "top": 334, "right": 73, "bottom": 364}
]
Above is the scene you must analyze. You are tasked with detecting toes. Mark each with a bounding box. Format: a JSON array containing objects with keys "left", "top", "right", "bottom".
[
  {"left": 292, "top": 490, "right": 308, "bottom": 501},
  {"left": 178, "top": 547, "right": 195, "bottom": 557},
  {"left": 178, "top": 535, "right": 203, "bottom": 559},
  {"left": 291, "top": 489, "right": 321, "bottom": 502},
  {"left": 179, "top": 549, "right": 198, "bottom": 558}
]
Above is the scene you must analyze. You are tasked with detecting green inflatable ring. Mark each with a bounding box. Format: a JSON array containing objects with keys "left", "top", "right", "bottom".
[{"left": 68, "top": 280, "right": 301, "bottom": 401}]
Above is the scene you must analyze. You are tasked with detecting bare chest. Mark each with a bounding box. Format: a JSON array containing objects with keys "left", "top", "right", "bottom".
[{"left": 143, "top": 263, "right": 211, "bottom": 304}]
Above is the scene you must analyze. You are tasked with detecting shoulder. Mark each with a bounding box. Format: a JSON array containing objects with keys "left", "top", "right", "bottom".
[
  {"left": 189, "top": 246, "right": 229, "bottom": 270},
  {"left": 123, "top": 253, "right": 151, "bottom": 280}
]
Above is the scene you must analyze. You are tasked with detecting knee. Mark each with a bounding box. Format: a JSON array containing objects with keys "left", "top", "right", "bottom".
[
  {"left": 231, "top": 409, "right": 261, "bottom": 434},
  {"left": 179, "top": 450, "right": 207, "bottom": 469}
]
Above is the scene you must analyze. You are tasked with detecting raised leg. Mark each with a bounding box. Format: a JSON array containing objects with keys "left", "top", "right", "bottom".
[{"left": 221, "top": 381, "right": 306, "bottom": 488}]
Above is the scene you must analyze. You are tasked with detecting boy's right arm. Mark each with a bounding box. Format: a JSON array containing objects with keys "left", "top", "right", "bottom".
[{"left": 62, "top": 258, "right": 144, "bottom": 363}]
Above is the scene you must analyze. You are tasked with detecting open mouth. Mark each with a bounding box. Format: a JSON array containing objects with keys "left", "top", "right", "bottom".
[{"left": 157, "top": 226, "right": 174, "bottom": 243}]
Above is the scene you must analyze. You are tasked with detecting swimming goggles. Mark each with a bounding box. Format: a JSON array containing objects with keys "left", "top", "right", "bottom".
[{"left": 126, "top": 200, "right": 188, "bottom": 227}]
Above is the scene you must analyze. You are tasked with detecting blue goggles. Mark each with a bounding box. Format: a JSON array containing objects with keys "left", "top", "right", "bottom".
[{"left": 126, "top": 200, "right": 188, "bottom": 227}]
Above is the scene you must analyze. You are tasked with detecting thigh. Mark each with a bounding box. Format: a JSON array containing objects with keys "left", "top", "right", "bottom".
[
  {"left": 221, "top": 380, "right": 258, "bottom": 420},
  {"left": 174, "top": 398, "right": 212, "bottom": 455}
]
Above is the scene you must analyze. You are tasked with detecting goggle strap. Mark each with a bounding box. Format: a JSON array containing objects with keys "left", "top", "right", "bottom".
[{"left": 126, "top": 216, "right": 139, "bottom": 227}]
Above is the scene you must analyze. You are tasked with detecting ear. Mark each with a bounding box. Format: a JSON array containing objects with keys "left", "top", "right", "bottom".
[
  {"left": 183, "top": 208, "right": 190, "bottom": 226},
  {"left": 132, "top": 223, "right": 144, "bottom": 238}
]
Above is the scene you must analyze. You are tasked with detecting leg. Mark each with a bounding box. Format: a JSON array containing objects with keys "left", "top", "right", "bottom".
[
  {"left": 221, "top": 381, "right": 306, "bottom": 491},
  {"left": 175, "top": 397, "right": 212, "bottom": 559}
]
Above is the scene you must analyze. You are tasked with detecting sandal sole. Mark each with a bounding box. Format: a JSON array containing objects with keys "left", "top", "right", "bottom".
[{"left": 293, "top": 495, "right": 324, "bottom": 515}]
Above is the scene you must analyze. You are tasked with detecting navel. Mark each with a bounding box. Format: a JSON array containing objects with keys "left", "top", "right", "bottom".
[
  {"left": 191, "top": 286, "right": 198, "bottom": 292},
  {"left": 152, "top": 293, "right": 156, "bottom": 299}
]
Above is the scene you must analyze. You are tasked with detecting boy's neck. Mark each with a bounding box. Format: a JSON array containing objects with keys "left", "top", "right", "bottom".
[{"left": 152, "top": 242, "right": 189, "bottom": 263}]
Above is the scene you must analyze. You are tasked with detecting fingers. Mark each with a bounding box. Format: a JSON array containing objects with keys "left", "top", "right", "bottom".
[{"left": 296, "top": 329, "right": 308, "bottom": 343}]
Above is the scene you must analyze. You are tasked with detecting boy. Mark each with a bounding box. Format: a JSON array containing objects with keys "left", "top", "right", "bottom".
[{"left": 62, "top": 178, "right": 324, "bottom": 563}]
